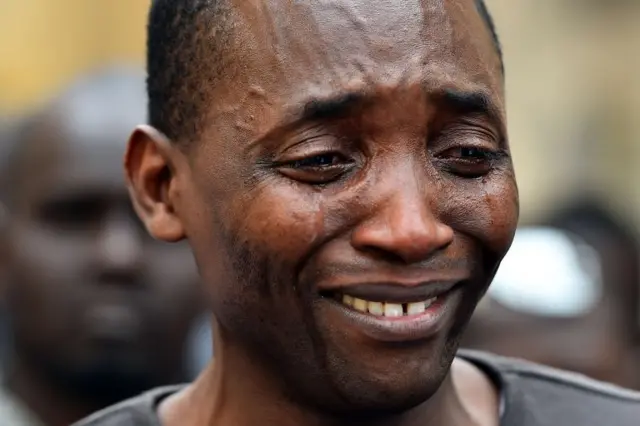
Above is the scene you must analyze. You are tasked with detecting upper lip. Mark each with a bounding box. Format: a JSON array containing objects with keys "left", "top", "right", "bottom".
[{"left": 325, "top": 280, "right": 463, "bottom": 303}]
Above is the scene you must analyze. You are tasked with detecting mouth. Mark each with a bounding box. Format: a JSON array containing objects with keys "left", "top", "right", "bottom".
[
  {"left": 333, "top": 293, "right": 439, "bottom": 318},
  {"left": 319, "top": 281, "right": 463, "bottom": 342}
]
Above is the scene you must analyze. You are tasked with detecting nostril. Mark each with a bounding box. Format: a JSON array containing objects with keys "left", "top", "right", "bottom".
[{"left": 355, "top": 244, "right": 410, "bottom": 264}]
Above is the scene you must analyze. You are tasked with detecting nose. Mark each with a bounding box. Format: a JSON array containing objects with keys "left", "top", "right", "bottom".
[
  {"left": 351, "top": 182, "right": 454, "bottom": 264},
  {"left": 95, "top": 211, "right": 144, "bottom": 282}
]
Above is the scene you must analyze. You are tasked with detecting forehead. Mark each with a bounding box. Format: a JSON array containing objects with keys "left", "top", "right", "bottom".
[
  {"left": 209, "top": 0, "right": 500, "bottom": 120},
  {"left": 16, "top": 92, "right": 145, "bottom": 201}
]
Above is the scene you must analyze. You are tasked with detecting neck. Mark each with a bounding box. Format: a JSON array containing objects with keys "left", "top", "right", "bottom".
[
  {"left": 161, "top": 328, "right": 483, "bottom": 426},
  {"left": 7, "top": 354, "right": 102, "bottom": 426}
]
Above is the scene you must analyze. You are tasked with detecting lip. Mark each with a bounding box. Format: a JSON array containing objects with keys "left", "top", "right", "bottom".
[
  {"left": 321, "top": 285, "right": 462, "bottom": 343},
  {"left": 325, "top": 280, "right": 461, "bottom": 303}
]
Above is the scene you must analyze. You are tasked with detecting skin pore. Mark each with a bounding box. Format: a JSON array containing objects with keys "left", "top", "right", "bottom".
[
  {"left": 127, "top": 1, "right": 517, "bottom": 425},
  {"left": 1, "top": 71, "right": 201, "bottom": 426}
]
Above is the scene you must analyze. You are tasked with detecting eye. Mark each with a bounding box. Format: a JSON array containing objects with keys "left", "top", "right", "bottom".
[
  {"left": 450, "top": 147, "right": 492, "bottom": 161},
  {"left": 278, "top": 152, "right": 355, "bottom": 185},
  {"left": 288, "top": 153, "right": 344, "bottom": 169},
  {"left": 38, "top": 198, "right": 105, "bottom": 230},
  {"left": 436, "top": 146, "right": 505, "bottom": 178}
]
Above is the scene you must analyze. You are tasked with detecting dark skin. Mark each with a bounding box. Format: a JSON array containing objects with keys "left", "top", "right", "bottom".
[
  {"left": 128, "top": 1, "right": 517, "bottom": 425},
  {"left": 1, "top": 76, "right": 201, "bottom": 426}
]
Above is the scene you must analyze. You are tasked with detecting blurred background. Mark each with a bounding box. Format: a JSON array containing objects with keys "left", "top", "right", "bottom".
[{"left": 0, "top": 0, "right": 639, "bottom": 424}]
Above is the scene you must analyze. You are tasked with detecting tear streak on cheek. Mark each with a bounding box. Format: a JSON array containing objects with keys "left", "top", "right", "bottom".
[
  {"left": 233, "top": 185, "right": 326, "bottom": 253},
  {"left": 439, "top": 179, "right": 517, "bottom": 253},
  {"left": 479, "top": 179, "right": 519, "bottom": 250}
]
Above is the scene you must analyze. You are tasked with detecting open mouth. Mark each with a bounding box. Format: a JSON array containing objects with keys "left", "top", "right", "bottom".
[
  {"left": 334, "top": 293, "right": 439, "bottom": 318},
  {"left": 319, "top": 283, "right": 461, "bottom": 342}
]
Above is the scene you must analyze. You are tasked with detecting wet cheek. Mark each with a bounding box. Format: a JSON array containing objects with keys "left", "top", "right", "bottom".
[
  {"left": 484, "top": 180, "right": 519, "bottom": 252},
  {"left": 234, "top": 184, "right": 326, "bottom": 260},
  {"left": 443, "top": 177, "right": 518, "bottom": 255}
]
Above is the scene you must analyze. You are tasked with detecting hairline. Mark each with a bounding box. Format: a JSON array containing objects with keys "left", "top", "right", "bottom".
[{"left": 147, "top": 0, "right": 504, "bottom": 145}]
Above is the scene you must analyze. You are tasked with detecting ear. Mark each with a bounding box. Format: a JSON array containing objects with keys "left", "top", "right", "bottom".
[{"left": 125, "top": 125, "right": 186, "bottom": 242}]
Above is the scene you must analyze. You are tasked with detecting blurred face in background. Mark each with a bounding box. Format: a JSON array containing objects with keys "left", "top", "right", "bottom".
[{"left": 2, "top": 72, "right": 202, "bottom": 402}]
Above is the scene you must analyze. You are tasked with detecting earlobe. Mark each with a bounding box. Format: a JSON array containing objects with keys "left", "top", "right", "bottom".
[{"left": 125, "top": 125, "right": 187, "bottom": 242}]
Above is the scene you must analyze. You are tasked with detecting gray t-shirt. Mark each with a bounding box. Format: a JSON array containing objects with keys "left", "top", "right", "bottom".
[{"left": 73, "top": 350, "right": 640, "bottom": 426}]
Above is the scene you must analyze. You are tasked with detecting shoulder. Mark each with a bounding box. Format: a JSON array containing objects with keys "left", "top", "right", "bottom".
[
  {"left": 73, "top": 385, "right": 185, "bottom": 426},
  {"left": 458, "top": 350, "right": 640, "bottom": 424}
]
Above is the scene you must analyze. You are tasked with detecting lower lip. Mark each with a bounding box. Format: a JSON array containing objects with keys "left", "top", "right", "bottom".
[{"left": 323, "top": 291, "right": 457, "bottom": 343}]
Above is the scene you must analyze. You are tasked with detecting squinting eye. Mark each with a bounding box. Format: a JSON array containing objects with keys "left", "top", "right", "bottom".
[
  {"left": 278, "top": 151, "right": 355, "bottom": 185},
  {"left": 436, "top": 145, "right": 505, "bottom": 178},
  {"left": 288, "top": 153, "right": 343, "bottom": 169},
  {"left": 450, "top": 147, "right": 491, "bottom": 160}
]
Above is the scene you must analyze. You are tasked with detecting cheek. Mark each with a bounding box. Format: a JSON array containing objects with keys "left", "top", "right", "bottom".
[
  {"left": 230, "top": 183, "right": 326, "bottom": 262},
  {"left": 186, "top": 179, "right": 326, "bottom": 308},
  {"left": 7, "top": 230, "right": 89, "bottom": 340},
  {"left": 442, "top": 175, "right": 518, "bottom": 257},
  {"left": 10, "top": 228, "right": 89, "bottom": 288}
]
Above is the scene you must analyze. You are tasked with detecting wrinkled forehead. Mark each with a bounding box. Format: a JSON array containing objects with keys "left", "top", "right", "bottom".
[
  {"left": 223, "top": 0, "right": 500, "bottom": 97},
  {"left": 199, "top": 0, "right": 503, "bottom": 145}
]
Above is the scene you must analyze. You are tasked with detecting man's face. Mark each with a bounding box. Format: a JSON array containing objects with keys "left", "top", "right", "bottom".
[
  {"left": 6, "top": 102, "right": 201, "bottom": 398},
  {"left": 139, "top": 0, "right": 517, "bottom": 414}
]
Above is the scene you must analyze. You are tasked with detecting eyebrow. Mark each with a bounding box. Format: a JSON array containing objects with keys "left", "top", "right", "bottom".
[
  {"left": 300, "top": 91, "right": 366, "bottom": 122},
  {"left": 436, "top": 88, "right": 503, "bottom": 127},
  {"left": 243, "top": 90, "right": 367, "bottom": 154},
  {"left": 250, "top": 86, "right": 503, "bottom": 152},
  {"left": 295, "top": 88, "right": 502, "bottom": 127}
]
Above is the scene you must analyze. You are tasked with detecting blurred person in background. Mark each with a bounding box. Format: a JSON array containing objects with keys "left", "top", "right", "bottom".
[
  {"left": 546, "top": 200, "right": 640, "bottom": 388},
  {"left": 0, "top": 121, "right": 11, "bottom": 365},
  {"left": 463, "top": 198, "right": 640, "bottom": 389},
  {"left": 0, "top": 67, "right": 203, "bottom": 426}
]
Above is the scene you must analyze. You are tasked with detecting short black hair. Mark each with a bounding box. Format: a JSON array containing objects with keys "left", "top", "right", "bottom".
[
  {"left": 475, "top": 0, "right": 503, "bottom": 65},
  {"left": 147, "top": 0, "right": 503, "bottom": 144}
]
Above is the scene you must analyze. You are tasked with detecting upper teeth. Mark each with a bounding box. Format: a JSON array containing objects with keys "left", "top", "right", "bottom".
[{"left": 341, "top": 295, "right": 436, "bottom": 317}]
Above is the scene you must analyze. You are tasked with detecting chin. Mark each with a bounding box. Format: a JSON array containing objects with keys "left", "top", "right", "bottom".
[
  {"left": 310, "top": 339, "right": 457, "bottom": 418},
  {"left": 351, "top": 379, "right": 440, "bottom": 415},
  {"left": 312, "top": 368, "right": 446, "bottom": 419}
]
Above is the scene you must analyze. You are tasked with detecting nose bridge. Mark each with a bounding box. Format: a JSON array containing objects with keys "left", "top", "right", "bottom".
[
  {"left": 96, "top": 207, "right": 144, "bottom": 269},
  {"left": 383, "top": 165, "right": 437, "bottom": 237}
]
